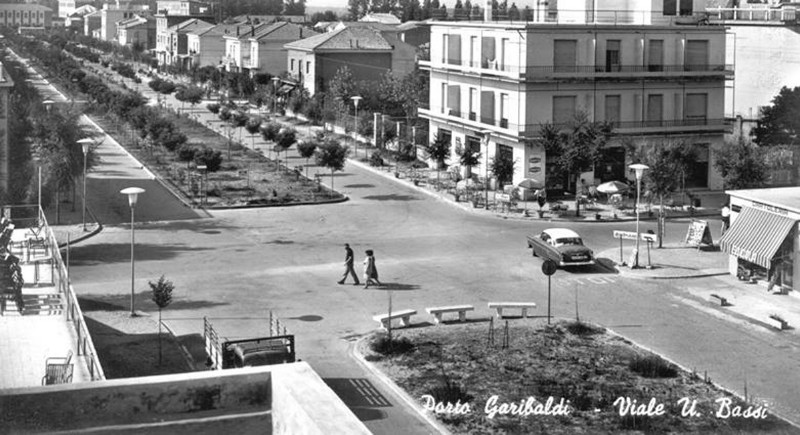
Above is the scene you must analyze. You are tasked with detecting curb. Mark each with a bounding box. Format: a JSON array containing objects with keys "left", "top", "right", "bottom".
[
  {"left": 57, "top": 205, "right": 103, "bottom": 249},
  {"left": 597, "top": 248, "right": 730, "bottom": 280},
  {"left": 350, "top": 335, "right": 452, "bottom": 435},
  {"left": 160, "top": 320, "right": 197, "bottom": 372}
]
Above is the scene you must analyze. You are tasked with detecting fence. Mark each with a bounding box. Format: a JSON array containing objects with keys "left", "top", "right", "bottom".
[{"left": 3, "top": 204, "right": 106, "bottom": 381}]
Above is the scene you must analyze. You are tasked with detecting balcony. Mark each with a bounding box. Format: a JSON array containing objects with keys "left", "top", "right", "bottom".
[
  {"left": 424, "top": 60, "right": 733, "bottom": 81},
  {"left": 706, "top": 6, "right": 797, "bottom": 24},
  {"left": 419, "top": 102, "right": 731, "bottom": 136}
]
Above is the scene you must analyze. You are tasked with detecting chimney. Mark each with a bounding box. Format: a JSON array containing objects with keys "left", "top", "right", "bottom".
[{"left": 251, "top": 25, "right": 255, "bottom": 37}]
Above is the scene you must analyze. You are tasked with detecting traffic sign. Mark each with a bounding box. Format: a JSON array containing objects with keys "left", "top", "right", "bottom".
[
  {"left": 613, "top": 230, "right": 638, "bottom": 240},
  {"left": 542, "top": 260, "right": 558, "bottom": 276}
]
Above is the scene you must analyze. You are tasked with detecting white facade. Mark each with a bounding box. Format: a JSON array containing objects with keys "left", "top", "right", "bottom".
[{"left": 421, "top": 14, "right": 731, "bottom": 192}]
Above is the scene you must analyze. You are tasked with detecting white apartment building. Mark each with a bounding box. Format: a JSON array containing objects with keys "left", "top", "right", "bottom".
[{"left": 420, "top": 0, "right": 733, "bottom": 194}]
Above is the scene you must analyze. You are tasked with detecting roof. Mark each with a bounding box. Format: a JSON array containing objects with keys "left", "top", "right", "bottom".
[
  {"left": 727, "top": 187, "right": 800, "bottom": 214},
  {"left": 543, "top": 228, "right": 581, "bottom": 239},
  {"left": 359, "top": 12, "right": 401, "bottom": 24},
  {"left": 284, "top": 26, "right": 393, "bottom": 52},
  {"left": 117, "top": 15, "right": 147, "bottom": 28},
  {"left": 0, "top": 4, "right": 51, "bottom": 11},
  {"left": 70, "top": 5, "right": 97, "bottom": 17},
  {"left": 172, "top": 18, "right": 214, "bottom": 34},
  {"left": 396, "top": 20, "right": 427, "bottom": 31}
]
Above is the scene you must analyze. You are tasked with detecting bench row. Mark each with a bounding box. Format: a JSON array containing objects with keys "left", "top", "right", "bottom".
[{"left": 372, "top": 302, "right": 537, "bottom": 330}]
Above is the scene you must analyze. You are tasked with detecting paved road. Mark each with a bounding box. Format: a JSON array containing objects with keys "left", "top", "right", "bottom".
[{"left": 59, "top": 68, "right": 800, "bottom": 432}]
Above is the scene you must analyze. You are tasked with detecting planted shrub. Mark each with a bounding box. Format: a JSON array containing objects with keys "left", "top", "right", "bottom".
[
  {"left": 565, "top": 321, "right": 604, "bottom": 336},
  {"left": 370, "top": 332, "right": 415, "bottom": 355},
  {"left": 629, "top": 354, "right": 678, "bottom": 378},
  {"left": 207, "top": 103, "right": 221, "bottom": 114},
  {"left": 177, "top": 145, "right": 197, "bottom": 166},
  {"left": 194, "top": 147, "right": 223, "bottom": 172},
  {"left": 427, "top": 381, "right": 473, "bottom": 406},
  {"left": 369, "top": 152, "right": 385, "bottom": 167}
]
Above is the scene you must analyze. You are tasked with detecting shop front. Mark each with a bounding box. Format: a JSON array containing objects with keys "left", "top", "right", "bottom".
[{"left": 720, "top": 188, "right": 800, "bottom": 292}]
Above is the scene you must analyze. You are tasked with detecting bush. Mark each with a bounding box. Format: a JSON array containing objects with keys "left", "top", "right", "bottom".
[
  {"left": 629, "top": 354, "right": 678, "bottom": 378},
  {"left": 194, "top": 147, "right": 223, "bottom": 172},
  {"left": 565, "top": 321, "right": 604, "bottom": 336},
  {"left": 206, "top": 103, "right": 221, "bottom": 114},
  {"left": 427, "top": 381, "right": 473, "bottom": 406},
  {"left": 176, "top": 145, "right": 197, "bottom": 164},
  {"left": 369, "top": 332, "right": 414, "bottom": 355},
  {"left": 369, "top": 152, "right": 384, "bottom": 167}
]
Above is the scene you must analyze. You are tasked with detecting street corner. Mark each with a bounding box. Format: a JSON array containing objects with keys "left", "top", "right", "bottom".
[{"left": 597, "top": 246, "right": 729, "bottom": 280}]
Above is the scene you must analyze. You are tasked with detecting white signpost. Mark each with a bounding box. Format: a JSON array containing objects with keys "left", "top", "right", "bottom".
[{"left": 613, "top": 231, "right": 658, "bottom": 267}]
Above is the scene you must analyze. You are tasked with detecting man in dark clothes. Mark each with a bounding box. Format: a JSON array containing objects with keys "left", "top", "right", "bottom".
[{"left": 337, "top": 243, "right": 360, "bottom": 285}]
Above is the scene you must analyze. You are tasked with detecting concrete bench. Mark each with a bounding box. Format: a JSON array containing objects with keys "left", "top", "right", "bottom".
[
  {"left": 709, "top": 293, "right": 730, "bottom": 307},
  {"left": 767, "top": 314, "right": 789, "bottom": 331},
  {"left": 372, "top": 309, "right": 417, "bottom": 330},
  {"left": 425, "top": 305, "right": 474, "bottom": 324},
  {"left": 488, "top": 302, "right": 537, "bottom": 318}
]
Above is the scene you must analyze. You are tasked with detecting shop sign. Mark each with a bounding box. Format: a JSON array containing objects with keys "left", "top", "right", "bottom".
[
  {"left": 730, "top": 244, "right": 759, "bottom": 264},
  {"left": 528, "top": 167, "right": 542, "bottom": 173},
  {"left": 497, "top": 193, "right": 511, "bottom": 203},
  {"left": 529, "top": 157, "right": 541, "bottom": 164},
  {"left": 751, "top": 201, "right": 789, "bottom": 216}
]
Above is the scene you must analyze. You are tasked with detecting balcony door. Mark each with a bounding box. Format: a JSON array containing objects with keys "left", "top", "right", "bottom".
[
  {"left": 646, "top": 94, "right": 663, "bottom": 127},
  {"left": 685, "top": 40, "right": 708, "bottom": 71},
  {"left": 553, "top": 40, "right": 576, "bottom": 73},
  {"left": 605, "top": 40, "right": 621, "bottom": 72},
  {"left": 647, "top": 40, "right": 663, "bottom": 72}
]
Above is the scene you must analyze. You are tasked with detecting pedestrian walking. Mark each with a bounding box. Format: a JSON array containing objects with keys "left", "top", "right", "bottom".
[
  {"left": 363, "top": 250, "right": 382, "bottom": 289},
  {"left": 337, "top": 243, "right": 360, "bottom": 285}
]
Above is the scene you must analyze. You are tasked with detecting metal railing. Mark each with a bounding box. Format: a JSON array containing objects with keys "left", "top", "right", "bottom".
[
  {"left": 429, "top": 8, "right": 724, "bottom": 26},
  {"left": 706, "top": 6, "right": 797, "bottom": 23},
  {"left": 3, "top": 204, "right": 105, "bottom": 381},
  {"left": 419, "top": 104, "right": 730, "bottom": 134},
  {"left": 423, "top": 59, "right": 732, "bottom": 76}
]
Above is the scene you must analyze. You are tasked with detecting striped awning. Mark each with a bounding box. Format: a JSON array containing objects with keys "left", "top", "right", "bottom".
[{"left": 719, "top": 207, "right": 796, "bottom": 269}]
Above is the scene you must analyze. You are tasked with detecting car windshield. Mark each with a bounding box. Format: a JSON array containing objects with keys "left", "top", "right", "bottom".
[{"left": 555, "top": 237, "right": 583, "bottom": 246}]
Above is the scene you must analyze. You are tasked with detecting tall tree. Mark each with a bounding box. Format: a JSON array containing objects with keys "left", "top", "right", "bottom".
[
  {"left": 491, "top": 153, "right": 515, "bottom": 187},
  {"left": 538, "top": 112, "right": 613, "bottom": 216},
  {"left": 284, "top": 0, "right": 306, "bottom": 15},
  {"left": 426, "top": 132, "right": 452, "bottom": 187},
  {"left": 315, "top": 140, "right": 349, "bottom": 196},
  {"left": 149, "top": 275, "right": 174, "bottom": 366},
  {"left": 752, "top": 86, "right": 800, "bottom": 147},
  {"left": 714, "top": 135, "right": 769, "bottom": 190}
]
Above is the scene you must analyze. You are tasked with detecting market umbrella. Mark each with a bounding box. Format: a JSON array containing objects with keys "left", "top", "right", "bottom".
[
  {"left": 596, "top": 180, "right": 629, "bottom": 194},
  {"left": 516, "top": 178, "right": 544, "bottom": 214}
]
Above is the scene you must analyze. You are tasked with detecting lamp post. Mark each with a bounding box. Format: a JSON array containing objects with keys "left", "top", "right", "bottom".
[
  {"left": 629, "top": 163, "right": 649, "bottom": 268},
  {"left": 481, "top": 130, "right": 492, "bottom": 210},
  {"left": 271, "top": 77, "right": 280, "bottom": 115},
  {"left": 351, "top": 96, "right": 362, "bottom": 158},
  {"left": 77, "top": 138, "right": 93, "bottom": 231},
  {"left": 120, "top": 187, "right": 145, "bottom": 316}
]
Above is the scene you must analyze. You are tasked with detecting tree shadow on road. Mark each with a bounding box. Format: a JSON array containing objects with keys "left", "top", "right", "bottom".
[
  {"left": 79, "top": 294, "right": 228, "bottom": 312},
  {"left": 366, "top": 283, "right": 420, "bottom": 291},
  {"left": 68, "top": 243, "right": 215, "bottom": 265},
  {"left": 361, "top": 194, "right": 420, "bottom": 201}
]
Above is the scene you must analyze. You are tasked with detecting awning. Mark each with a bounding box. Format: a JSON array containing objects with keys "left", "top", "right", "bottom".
[
  {"left": 277, "top": 83, "right": 295, "bottom": 95},
  {"left": 719, "top": 207, "right": 796, "bottom": 269}
]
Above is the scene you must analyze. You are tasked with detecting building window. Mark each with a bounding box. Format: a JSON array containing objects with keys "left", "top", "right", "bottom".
[
  {"left": 553, "top": 40, "right": 577, "bottom": 73},
  {"left": 646, "top": 94, "right": 664, "bottom": 127},
  {"left": 481, "top": 36, "right": 495, "bottom": 69},
  {"left": 604, "top": 95, "right": 621, "bottom": 123},
  {"left": 290, "top": 58, "right": 295, "bottom": 71},
  {"left": 663, "top": 0, "right": 676, "bottom": 16},
  {"left": 500, "top": 38, "right": 509, "bottom": 72},
  {"left": 552, "top": 96, "right": 576, "bottom": 124},
  {"left": 685, "top": 93, "right": 707, "bottom": 124},
  {"left": 446, "top": 34, "right": 461, "bottom": 65},
  {"left": 447, "top": 85, "right": 461, "bottom": 117},
  {"left": 679, "top": 0, "right": 693, "bottom": 16},
  {"left": 605, "top": 40, "right": 621, "bottom": 72},
  {"left": 685, "top": 40, "right": 708, "bottom": 71},
  {"left": 500, "top": 93, "right": 509, "bottom": 128},
  {"left": 306, "top": 61, "right": 310, "bottom": 74},
  {"left": 438, "top": 128, "right": 452, "bottom": 147},
  {"left": 470, "top": 35, "right": 478, "bottom": 68},
  {"left": 441, "top": 83, "right": 447, "bottom": 113},
  {"left": 647, "top": 40, "right": 664, "bottom": 71},
  {"left": 469, "top": 87, "right": 477, "bottom": 121},
  {"left": 480, "top": 91, "right": 495, "bottom": 125}
]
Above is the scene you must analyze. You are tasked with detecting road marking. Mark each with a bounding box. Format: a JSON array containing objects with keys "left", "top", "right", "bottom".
[{"left": 563, "top": 276, "right": 618, "bottom": 286}]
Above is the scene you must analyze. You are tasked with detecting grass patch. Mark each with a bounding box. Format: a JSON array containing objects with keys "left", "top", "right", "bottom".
[{"left": 362, "top": 320, "right": 790, "bottom": 434}]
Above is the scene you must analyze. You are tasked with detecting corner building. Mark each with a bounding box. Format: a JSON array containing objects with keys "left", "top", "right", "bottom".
[{"left": 419, "top": 3, "right": 733, "bottom": 194}]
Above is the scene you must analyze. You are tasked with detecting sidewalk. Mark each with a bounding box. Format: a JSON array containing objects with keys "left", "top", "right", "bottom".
[{"left": 599, "top": 243, "right": 800, "bottom": 339}]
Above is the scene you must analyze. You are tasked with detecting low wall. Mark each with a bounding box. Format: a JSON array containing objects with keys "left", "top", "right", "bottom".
[{"left": 0, "top": 367, "right": 272, "bottom": 433}]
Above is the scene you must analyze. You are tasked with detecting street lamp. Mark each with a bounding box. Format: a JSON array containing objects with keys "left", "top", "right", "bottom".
[
  {"left": 271, "top": 77, "right": 281, "bottom": 115},
  {"left": 120, "top": 187, "right": 145, "bottom": 316},
  {"left": 77, "top": 138, "right": 93, "bottom": 231},
  {"left": 629, "top": 163, "right": 649, "bottom": 268},
  {"left": 351, "top": 96, "right": 362, "bottom": 158},
  {"left": 481, "top": 130, "right": 492, "bottom": 210}
]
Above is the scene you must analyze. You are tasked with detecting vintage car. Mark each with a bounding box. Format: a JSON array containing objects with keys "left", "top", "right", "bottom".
[{"left": 527, "top": 228, "right": 595, "bottom": 267}]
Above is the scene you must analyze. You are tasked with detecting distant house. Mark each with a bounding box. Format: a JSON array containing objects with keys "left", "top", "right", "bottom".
[
  {"left": 186, "top": 23, "right": 238, "bottom": 69},
  {"left": 64, "top": 4, "right": 95, "bottom": 31},
  {"left": 98, "top": 2, "right": 150, "bottom": 42},
  {"left": 285, "top": 25, "right": 417, "bottom": 95},
  {"left": 117, "top": 15, "right": 155, "bottom": 49},
  {"left": 154, "top": 1, "right": 214, "bottom": 67},
  {"left": 223, "top": 21, "right": 318, "bottom": 76},
  {"left": 0, "top": 4, "right": 53, "bottom": 28},
  {"left": 160, "top": 18, "right": 214, "bottom": 68},
  {"left": 396, "top": 20, "right": 430, "bottom": 48},
  {"left": 57, "top": 0, "right": 93, "bottom": 19}
]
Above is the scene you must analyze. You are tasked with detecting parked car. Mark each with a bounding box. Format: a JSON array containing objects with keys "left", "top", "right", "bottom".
[{"left": 527, "top": 228, "right": 595, "bottom": 267}]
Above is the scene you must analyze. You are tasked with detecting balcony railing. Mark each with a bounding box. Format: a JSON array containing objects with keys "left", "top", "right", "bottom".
[
  {"left": 706, "top": 6, "right": 797, "bottom": 23},
  {"left": 420, "top": 103, "right": 729, "bottom": 134},
  {"left": 424, "top": 60, "right": 732, "bottom": 77},
  {"left": 429, "top": 8, "right": 721, "bottom": 26}
]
